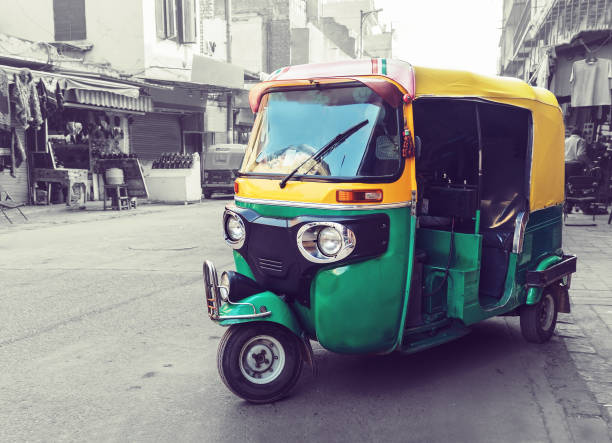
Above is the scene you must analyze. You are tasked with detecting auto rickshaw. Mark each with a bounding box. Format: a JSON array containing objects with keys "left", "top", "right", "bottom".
[
  {"left": 202, "top": 59, "right": 577, "bottom": 403},
  {"left": 202, "top": 143, "right": 247, "bottom": 199}
]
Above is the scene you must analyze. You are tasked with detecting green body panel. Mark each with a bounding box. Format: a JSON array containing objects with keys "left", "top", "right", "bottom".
[
  {"left": 218, "top": 290, "right": 303, "bottom": 335},
  {"left": 218, "top": 202, "right": 567, "bottom": 355},
  {"left": 234, "top": 201, "right": 413, "bottom": 354},
  {"left": 517, "top": 205, "right": 563, "bottom": 271},
  {"left": 416, "top": 228, "right": 485, "bottom": 324},
  {"left": 400, "top": 320, "right": 471, "bottom": 354},
  {"left": 517, "top": 204, "right": 564, "bottom": 305},
  {"left": 313, "top": 211, "right": 412, "bottom": 353},
  {"left": 394, "top": 216, "right": 417, "bottom": 350},
  {"left": 525, "top": 255, "right": 563, "bottom": 305}
]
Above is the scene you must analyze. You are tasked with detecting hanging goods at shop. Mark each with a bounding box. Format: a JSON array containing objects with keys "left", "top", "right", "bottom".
[
  {"left": 570, "top": 57, "right": 612, "bottom": 107},
  {"left": 0, "top": 69, "right": 10, "bottom": 131},
  {"left": 10, "top": 69, "right": 43, "bottom": 130}
]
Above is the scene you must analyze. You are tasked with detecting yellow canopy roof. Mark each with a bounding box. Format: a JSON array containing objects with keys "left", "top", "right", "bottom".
[
  {"left": 413, "top": 66, "right": 565, "bottom": 213},
  {"left": 413, "top": 66, "right": 559, "bottom": 106}
]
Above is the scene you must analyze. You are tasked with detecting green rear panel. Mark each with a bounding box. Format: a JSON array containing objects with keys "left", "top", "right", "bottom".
[
  {"left": 517, "top": 205, "right": 564, "bottom": 298},
  {"left": 236, "top": 201, "right": 412, "bottom": 354}
]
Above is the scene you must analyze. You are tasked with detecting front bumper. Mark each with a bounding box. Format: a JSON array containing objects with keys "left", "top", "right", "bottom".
[{"left": 203, "top": 260, "right": 272, "bottom": 321}]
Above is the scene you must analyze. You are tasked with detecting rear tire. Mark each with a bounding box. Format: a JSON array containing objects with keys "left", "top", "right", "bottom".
[
  {"left": 520, "top": 289, "right": 558, "bottom": 343},
  {"left": 217, "top": 323, "right": 303, "bottom": 403},
  {"left": 203, "top": 190, "right": 213, "bottom": 199}
]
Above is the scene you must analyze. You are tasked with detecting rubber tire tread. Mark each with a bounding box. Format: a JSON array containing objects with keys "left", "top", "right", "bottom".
[
  {"left": 520, "top": 290, "right": 558, "bottom": 344},
  {"left": 217, "top": 323, "right": 303, "bottom": 404}
]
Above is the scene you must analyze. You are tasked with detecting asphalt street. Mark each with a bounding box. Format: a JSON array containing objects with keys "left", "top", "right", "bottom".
[{"left": 0, "top": 200, "right": 610, "bottom": 442}]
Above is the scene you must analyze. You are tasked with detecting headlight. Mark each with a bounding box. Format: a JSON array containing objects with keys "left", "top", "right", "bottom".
[
  {"left": 219, "top": 271, "right": 230, "bottom": 302},
  {"left": 297, "top": 222, "right": 356, "bottom": 263},
  {"left": 226, "top": 215, "right": 244, "bottom": 241},
  {"left": 217, "top": 271, "right": 262, "bottom": 303},
  {"left": 224, "top": 211, "right": 246, "bottom": 249},
  {"left": 317, "top": 227, "right": 342, "bottom": 256}
]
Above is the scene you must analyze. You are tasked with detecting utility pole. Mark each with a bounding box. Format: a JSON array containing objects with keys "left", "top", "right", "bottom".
[
  {"left": 225, "top": 0, "right": 234, "bottom": 143},
  {"left": 359, "top": 8, "right": 382, "bottom": 58}
]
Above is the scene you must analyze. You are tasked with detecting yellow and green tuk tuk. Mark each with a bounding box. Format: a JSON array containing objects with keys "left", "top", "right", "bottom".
[{"left": 203, "top": 59, "right": 577, "bottom": 403}]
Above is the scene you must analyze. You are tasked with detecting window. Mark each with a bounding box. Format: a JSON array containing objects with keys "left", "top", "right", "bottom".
[
  {"left": 242, "top": 85, "right": 402, "bottom": 180},
  {"left": 178, "top": 0, "right": 197, "bottom": 43},
  {"left": 156, "top": 0, "right": 176, "bottom": 40},
  {"left": 156, "top": 0, "right": 196, "bottom": 43},
  {"left": 53, "top": 0, "right": 86, "bottom": 41}
]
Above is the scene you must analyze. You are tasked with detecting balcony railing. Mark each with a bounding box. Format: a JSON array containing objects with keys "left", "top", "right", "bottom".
[{"left": 538, "top": 0, "right": 612, "bottom": 47}]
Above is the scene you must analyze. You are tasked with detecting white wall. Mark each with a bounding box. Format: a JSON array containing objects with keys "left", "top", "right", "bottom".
[
  {"left": 0, "top": 0, "right": 200, "bottom": 80},
  {"left": 201, "top": 18, "right": 228, "bottom": 61},
  {"left": 83, "top": 0, "right": 146, "bottom": 74},
  {"left": 0, "top": 1, "right": 54, "bottom": 42},
  {"left": 232, "top": 15, "right": 265, "bottom": 73},
  {"left": 307, "top": 22, "right": 353, "bottom": 63}
]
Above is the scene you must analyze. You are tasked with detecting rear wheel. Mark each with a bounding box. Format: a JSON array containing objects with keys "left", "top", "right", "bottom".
[
  {"left": 203, "top": 190, "right": 213, "bottom": 199},
  {"left": 520, "top": 288, "right": 558, "bottom": 343},
  {"left": 217, "top": 323, "right": 303, "bottom": 403}
]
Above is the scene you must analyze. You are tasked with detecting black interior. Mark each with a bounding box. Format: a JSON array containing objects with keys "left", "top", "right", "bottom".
[{"left": 413, "top": 98, "right": 531, "bottom": 305}]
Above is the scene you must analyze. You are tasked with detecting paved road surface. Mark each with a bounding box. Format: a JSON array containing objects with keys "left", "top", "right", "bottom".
[{"left": 0, "top": 201, "right": 609, "bottom": 442}]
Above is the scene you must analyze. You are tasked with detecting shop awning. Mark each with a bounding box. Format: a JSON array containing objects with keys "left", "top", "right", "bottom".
[
  {"left": 64, "top": 76, "right": 140, "bottom": 99},
  {"left": 1, "top": 64, "right": 155, "bottom": 112},
  {"left": 71, "top": 89, "right": 153, "bottom": 112}
]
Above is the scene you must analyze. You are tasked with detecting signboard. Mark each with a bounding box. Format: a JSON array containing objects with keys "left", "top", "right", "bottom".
[{"left": 191, "top": 55, "right": 244, "bottom": 90}]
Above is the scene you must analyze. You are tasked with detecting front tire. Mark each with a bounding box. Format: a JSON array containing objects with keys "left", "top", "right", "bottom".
[
  {"left": 217, "top": 323, "right": 303, "bottom": 403},
  {"left": 520, "top": 289, "right": 558, "bottom": 343}
]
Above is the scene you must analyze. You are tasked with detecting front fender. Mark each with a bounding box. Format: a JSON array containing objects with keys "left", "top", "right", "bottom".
[{"left": 218, "top": 291, "right": 302, "bottom": 336}]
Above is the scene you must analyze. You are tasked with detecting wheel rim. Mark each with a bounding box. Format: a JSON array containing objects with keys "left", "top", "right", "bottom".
[
  {"left": 539, "top": 293, "right": 555, "bottom": 331},
  {"left": 239, "top": 335, "right": 286, "bottom": 385}
]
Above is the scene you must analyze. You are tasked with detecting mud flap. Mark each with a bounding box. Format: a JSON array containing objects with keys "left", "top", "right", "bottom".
[
  {"left": 556, "top": 285, "right": 571, "bottom": 314},
  {"left": 300, "top": 334, "right": 318, "bottom": 376}
]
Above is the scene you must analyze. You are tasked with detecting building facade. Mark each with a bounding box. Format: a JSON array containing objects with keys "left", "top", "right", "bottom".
[
  {"left": 320, "top": 0, "right": 392, "bottom": 58},
  {"left": 499, "top": 0, "right": 611, "bottom": 138},
  {"left": 0, "top": 0, "right": 247, "bottom": 204}
]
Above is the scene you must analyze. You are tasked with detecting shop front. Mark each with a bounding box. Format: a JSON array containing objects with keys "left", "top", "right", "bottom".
[
  {"left": 0, "top": 65, "right": 153, "bottom": 207},
  {"left": 548, "top": 31, "right": 612, "bottom": 212}
]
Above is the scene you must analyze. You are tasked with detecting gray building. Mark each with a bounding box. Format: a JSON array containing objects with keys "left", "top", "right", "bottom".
[{"left": 499, "top": 0, "right": 611, "bottom": 137}]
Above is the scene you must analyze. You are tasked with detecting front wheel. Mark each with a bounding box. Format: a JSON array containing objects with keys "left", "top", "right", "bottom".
[
  {"left": 217, "top": 323, "right": 303, "bottom": 403},
  {"left": 520, "top": 289, "right": 558, "bottom": 343}
]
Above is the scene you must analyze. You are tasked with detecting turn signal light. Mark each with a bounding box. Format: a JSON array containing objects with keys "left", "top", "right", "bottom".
[
  {"left": 336, "top": 189, "right": 383, "bottom": 203},
  {"left": 234, "top": 181, "right": 239, "bottom": 193}
]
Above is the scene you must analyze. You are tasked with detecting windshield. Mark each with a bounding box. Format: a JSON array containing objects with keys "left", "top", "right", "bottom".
[{"left": 241, "top": 85, "right": 401, "bottom": 179}]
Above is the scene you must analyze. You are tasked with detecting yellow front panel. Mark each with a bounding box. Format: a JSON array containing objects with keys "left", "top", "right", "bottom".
[{"left": 235, "top": 158, "right": 415, "bottom": 205}]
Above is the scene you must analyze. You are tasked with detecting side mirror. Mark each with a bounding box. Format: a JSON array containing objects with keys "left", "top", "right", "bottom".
[{"left": 414, "top": 136, "right": 422, "bottom": 160}]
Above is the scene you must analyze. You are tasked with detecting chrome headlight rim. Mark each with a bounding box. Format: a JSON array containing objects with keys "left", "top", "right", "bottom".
[
  {"left": 296, "top": 222, "right": 356, "bottom": 264},
  {"left": 223, "top": 210, "right": 246, "bottom": 249}
]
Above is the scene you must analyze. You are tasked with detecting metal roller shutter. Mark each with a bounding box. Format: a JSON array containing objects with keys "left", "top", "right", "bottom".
[{"left": 130, "top": 113, "right": 181, "bottom": 160}]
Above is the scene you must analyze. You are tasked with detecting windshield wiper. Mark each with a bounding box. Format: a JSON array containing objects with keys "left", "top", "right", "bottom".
[{"left": 279, "top": 119, "right": 369, "bottom": 189}]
